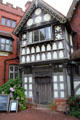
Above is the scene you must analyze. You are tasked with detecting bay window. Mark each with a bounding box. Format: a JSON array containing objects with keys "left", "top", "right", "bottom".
[
  {"left": 0, "top": 37, "right": 13, "bottom": 52},
  {"left": 28, "top": 26, "right": 52, "bottom": 43}
]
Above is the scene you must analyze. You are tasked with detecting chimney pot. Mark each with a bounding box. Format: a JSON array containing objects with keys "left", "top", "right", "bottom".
[{"left": 25, "top": 1, "right": 32, "bottom": 10}]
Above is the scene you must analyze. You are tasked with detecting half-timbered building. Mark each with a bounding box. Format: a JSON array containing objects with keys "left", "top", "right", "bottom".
[{"left": 14, "top": 0, "right": 74, "bottom": 110}]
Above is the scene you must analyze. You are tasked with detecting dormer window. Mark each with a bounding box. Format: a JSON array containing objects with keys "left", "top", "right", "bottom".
[{"left": 0, "top": 37, "right": 13, "bottom": 52}]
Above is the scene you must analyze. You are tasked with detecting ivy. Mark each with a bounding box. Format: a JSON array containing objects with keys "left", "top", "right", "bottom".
[
  {"left": 67, "top": 96, "right": 80, "bottom": 118},
  {"left": 0, "top": 78, "right": 27, "bottom": 111}
]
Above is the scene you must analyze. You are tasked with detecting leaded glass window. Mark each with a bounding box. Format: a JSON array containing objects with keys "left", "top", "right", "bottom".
[
  {"left": 40, "top": 28, "right": 45, "bottom": 41},
  {"left": 9, "top": 65, "right": 19, "bottom": 79},
  {"left": 24, "top": 76, "right": 33, "bottom": 98},
  {"left": 0, "top": 37, "right": 13, "bottom": 52},
  {"left": 53, "top": 74, "right": 65, "bottom": 98},
  {"left": 34, "top": 30, "right": 39, "bottom": 42},
  {"left": 28, "top": 26, "right": 52, "bottom": 43}
]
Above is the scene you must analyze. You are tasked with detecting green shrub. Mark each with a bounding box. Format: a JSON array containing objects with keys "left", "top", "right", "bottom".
[
  {"left": 0, "top": 78, "right": 27, "bottom": 111},
  {"left": 67, "top": 96, "right": 80, "bottom": 118}
]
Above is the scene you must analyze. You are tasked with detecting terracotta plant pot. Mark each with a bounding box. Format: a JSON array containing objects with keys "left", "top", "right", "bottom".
[{"left": 51, "top": 105, "right": 57, "bottom": 111}]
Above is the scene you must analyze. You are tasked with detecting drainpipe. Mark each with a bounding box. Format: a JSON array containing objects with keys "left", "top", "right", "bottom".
[
  {"left": 3, "top": 56, "right": 19, "bottom": 83},
  {"left": 3, "top": 39, "right": 19, "bottom": 83}
]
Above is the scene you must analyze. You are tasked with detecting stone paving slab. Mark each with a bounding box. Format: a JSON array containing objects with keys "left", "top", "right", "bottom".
[{"left": 0, "top": 109, "right": 79, "bottom": 120}]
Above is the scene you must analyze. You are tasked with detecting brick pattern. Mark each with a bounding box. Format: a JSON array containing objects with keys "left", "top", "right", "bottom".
[
  {"left": 0, "top": 2, "right": 24, "bottom": 86},
  {"left": 55, "top": 99, "right": 68, "bottom": 112},
  {"left": 70, "top": 2, "right": 80, "bottom": 50}
]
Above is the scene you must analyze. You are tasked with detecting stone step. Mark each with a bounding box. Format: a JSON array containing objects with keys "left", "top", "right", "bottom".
[{"left": 36, "top": 104, "right": 50, "bottom": 110}]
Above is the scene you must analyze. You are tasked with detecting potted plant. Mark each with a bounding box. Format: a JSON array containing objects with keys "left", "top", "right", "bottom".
[{"left": 49, "top": 101, "right": 57, "bottom": 111}]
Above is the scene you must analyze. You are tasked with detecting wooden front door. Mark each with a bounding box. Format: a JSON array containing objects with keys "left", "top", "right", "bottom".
[{"left": 35, "top": 77, "right": 52, "bottom": 104}]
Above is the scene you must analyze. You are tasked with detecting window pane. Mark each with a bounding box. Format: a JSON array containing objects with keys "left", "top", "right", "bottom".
[
  {"left": 34, "top": 30, "right": 39, "bottom": 42},
  {"left": 29, "top": 91, "right": 32, "bottom": 98},
  {"left": 15, "top": 67, "right": 18, "bottom": 72},
  {"left": 1, "top": 18, "right": 6, "bottom": 25},
  {"left": 28, "top": 32, "right": 33, "bottom": 43},
  {"left": 46, "top": 27, "right": 51, "bottom": 39},
  {"left": 12, "top": 21, "right": 16, "bottom": 28},
  {"left": 1, "top": 38, "right": 5, "bottom": 43},
  {"left": 60, "top": 91, "right": 64, "bottom": 98},
  {"left": 59, "top": 75, "right": 64, "bottom": 81},
  {"left": 10, "top": 41, "right": 12, "bottom": 45},
  {"left": 7, "top": 19, "right": 11, "bottom": 27},
  {"left": 10, "top": 66, "right": 13, "bottom": 71},
  {"left": 6, "top": 45, "right": 10, "bottom": 51},
  {"left": 60, "top": 83, "right": 64, "bottom": 90},
  {"left": 10, "top": 47, "right": 13, "bottom": 51},
  {"left": 29, "top": 84, "right": 32, "bottom": 90},
  {"left": 29, "top": 77, "right": 32, "bottom": 83},
  {"left": 53, "top": 76, "right": 57, "bottom": 82},
  {"left": 54, "top": 91, "right": 58, "bottom": 98},
  {"left": 6, "top": 40, "right": 9, "bottom": 44},
  {"left": 24, "top": 84, "right": 27, "bottom": 90},
  {"left": 58, "top": 65, "right": 63, "bottom": 72},
  {"left": 54, "top": 83, "right": 58, "bottom": 90},
  {"left": 24, "top": 77, "right": 28, "bottom": 83},
  {"left": 10, "top": 73, "right": 13, "bottom": 79},
  {"left": 40, "top": 28, "right": 45, "bottom": 41},
  {"left": 1, "top": 44, "right": 5, "bottom": 50},
  {"left": 15, "top": 73, "right": 18, "bottom": 78}
]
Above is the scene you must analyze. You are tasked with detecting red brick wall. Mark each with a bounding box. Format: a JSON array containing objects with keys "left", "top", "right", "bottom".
[
  {"left": 0, "top": 2, "right": 24, "bottom": 86},
  {"left": 70, "top": 2, "right": 80, "bottom": 49}
]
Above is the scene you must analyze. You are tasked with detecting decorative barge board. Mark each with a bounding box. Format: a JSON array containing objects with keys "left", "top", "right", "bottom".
[{"left": 13, "top": 0, "right": 74, "bottom": 111}]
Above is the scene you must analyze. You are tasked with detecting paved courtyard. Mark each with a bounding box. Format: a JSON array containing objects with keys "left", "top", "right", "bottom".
[{"left": 0, "top": 109, "right": 79, "bottom": 120}]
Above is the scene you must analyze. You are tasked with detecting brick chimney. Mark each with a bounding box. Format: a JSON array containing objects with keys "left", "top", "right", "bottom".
[{"left": 25, "top": 1, "right": 32, "bottom": 11}]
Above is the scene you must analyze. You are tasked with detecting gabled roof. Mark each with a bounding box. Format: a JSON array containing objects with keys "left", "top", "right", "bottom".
[
  {"left": 67, "top": 0, "right": 80, "bottom": 19},
  {"left": 13, "top": 0, "right": 66, "bottom": 36}
]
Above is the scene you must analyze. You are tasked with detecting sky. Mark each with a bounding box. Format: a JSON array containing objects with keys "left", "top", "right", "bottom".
[{"left": 3, "top": 0, "right": 73, "bottom": 16}]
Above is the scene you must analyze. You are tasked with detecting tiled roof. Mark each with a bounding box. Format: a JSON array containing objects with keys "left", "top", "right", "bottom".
[{"left": 67, "top": 0, "right": 80, "bottom": 19}]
